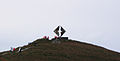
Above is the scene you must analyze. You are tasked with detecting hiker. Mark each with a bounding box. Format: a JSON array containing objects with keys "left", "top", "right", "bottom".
[
  {"left": 10, "top": 47, "right": 13, "bottom": 52},
  {"left": 43, "top": 36, "right": 47, "bottom": 39},
  {"left": 13, "top": 48, "right": 15, "bottom": 51},
  {"left": 18, "top": 47, "right": 22, "bottom": 53},
  {"left": 54, "top": 36, "right": 58, "bottom": 39}
]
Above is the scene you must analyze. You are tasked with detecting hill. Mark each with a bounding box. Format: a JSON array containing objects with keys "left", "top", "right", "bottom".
[{"left": 0, "top": 39, "right": 120, "bottom": 61}]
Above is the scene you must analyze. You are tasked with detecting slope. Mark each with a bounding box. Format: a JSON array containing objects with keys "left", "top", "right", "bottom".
[{"left": 0, "top": 39, "right": 120, "bottom": 61}]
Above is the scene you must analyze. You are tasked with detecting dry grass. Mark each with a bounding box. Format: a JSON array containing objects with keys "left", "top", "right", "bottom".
[{"left": 0, "top": 39, "right": 120, "bottom": 61}]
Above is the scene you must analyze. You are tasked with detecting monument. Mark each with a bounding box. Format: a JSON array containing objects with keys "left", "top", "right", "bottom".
[{"left": 52, "top": 26, "right": 68, "bottom": 40}]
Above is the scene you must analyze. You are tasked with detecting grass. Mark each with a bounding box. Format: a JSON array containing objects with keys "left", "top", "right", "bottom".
[{"left": 0, "top": 39, "right": 120, "bottom": 61}]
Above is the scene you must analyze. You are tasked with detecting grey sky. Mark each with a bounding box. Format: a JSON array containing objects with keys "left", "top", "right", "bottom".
[{"left": 0, "top": 0, "right": 120, "bottom": 52}]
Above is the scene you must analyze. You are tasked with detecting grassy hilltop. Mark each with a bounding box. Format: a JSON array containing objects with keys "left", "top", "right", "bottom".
[{"left": 0, "top": 39, "right": 120, "bottom": 61}]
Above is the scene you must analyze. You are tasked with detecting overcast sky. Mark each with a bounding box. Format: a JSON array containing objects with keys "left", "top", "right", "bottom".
[{"left": 0, "top": 0, "right": 120, "bottom": 52}]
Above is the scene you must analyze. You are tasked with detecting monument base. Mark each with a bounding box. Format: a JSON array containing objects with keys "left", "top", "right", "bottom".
[{"left": 51, "top": 37, "right": 68, "bottom": 40}]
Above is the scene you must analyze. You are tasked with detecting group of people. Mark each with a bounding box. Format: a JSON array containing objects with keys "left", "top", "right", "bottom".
[
  {"left": 10, "top": 36, "right": 59, "bottom": 53},
  {"left": 10, "top": 47, "right": 15, "bottom": 52},
  {"left": 43, "top": 36, "right": 58, "bottom": 40},
  {"left": 43, "top": 36, "right": 49, "bottom": 40},
  {"left": 10, "top": 47, "right": 22, "bottom": 53}
]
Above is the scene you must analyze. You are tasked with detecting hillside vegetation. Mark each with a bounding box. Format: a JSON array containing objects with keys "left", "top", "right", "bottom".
[{"left": 0, "top": 39, "right": 120, "bottom": 61}]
